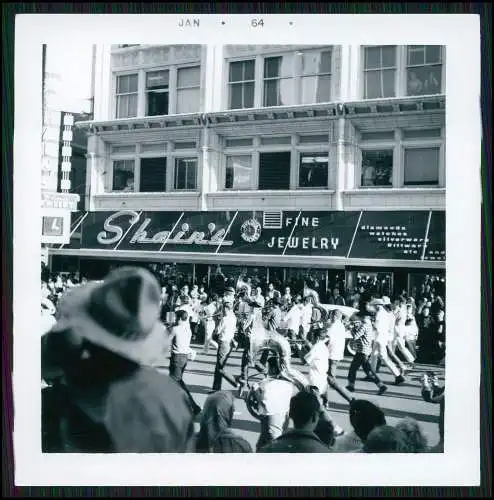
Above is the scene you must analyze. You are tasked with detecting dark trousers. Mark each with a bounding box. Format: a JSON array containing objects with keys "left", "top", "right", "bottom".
[
  {"left": 213, "top": 340, "right": 233, "bottom": 391},
  {"left": 348, "top": 352, "right": 383, "bottom": 387},
  {"left": 326, "top": 359, "right": 353, "bottom": 403},
  {"left": 170, "top": 353, "right": 199, "bottom": 411},
  {"left": 240, "top": 337, "right": 252, "bottom": 381}
]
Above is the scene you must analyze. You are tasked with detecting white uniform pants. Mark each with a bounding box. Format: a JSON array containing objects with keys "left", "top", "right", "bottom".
[
  {"left": 203, "top": 320, "right": 218, "bottom": 353},
  {"left": 370, "top": 339, "right": 401, "bottom": 377},
  {"left": 391, "top": 336, "right": 415, "bottom": 364}
]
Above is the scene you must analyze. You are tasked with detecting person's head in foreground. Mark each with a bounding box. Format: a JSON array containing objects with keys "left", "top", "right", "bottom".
[
  {"left": 196, "top": 390, "right": 252, "bottom": 453},
  {"left": 363, "top": 425, "right": 411, "bottom": 453},
  {"left": 307, "top": 387, "right": 336, "bottom": 448},
  {"left": 41, "top": 267, "right": 195, "bottom": 453},
  {"left": 290, "top": 390, "right": 321, "bottom": 432},
  {"left": 349, "top": 399, "right": 387, "bottom": 442},
  {"left": 395, "top": 417, "right": 428, "bottom": 453}
]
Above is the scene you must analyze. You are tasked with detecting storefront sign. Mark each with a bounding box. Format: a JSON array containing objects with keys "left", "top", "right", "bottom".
[{"left": 77, "top": 210, "right": 445, "bottom": 261}]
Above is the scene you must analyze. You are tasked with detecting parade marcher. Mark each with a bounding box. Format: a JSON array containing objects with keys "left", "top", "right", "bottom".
[
  {"left": 236, "top": 297, "right": 262, "bottom": 384},
  {"left": 211, "top": 302, "right": 237, "bottom": 392},
  {"left": 369, "top": 299, "right": 405, "bottom": 386},
  {"left": 324, "top": 310, "right": 353, "bottom": 405},
  {"left": 284, "top": 297, "right": 303, "bottom": 342},
  {"left": 346, "top": 312, "right": 388, "bottom": 395},
  {"left": 258, "top": 390, "right": 331, "bottom": 453},
  {"left": 202, "top": 294, "right": 219, "bottom": 354},
  {"left": 403, "top": 303, "right": 419, "bottom": 358},
  {"left": 300, "top": 296, "right": 313, "bottom": 341},
  {"left": 41, "top": 267, "right": 196, "bottom": 453},
  {"left": 169, "top": 309, "right": 202, "bottom": 416},
  {"left": 195, "top": 391, "right": 252, "bottom": 453},
  {"left": 253, "top": 354, "right": 299, "bottom": 451},
  {"left": 391, "top": 298, "right": 415, "bottom": 366}
]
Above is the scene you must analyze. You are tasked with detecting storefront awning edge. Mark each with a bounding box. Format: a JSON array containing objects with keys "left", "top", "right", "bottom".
[{"left": 47, "top": 248, "right": 445, "bottom": 269}]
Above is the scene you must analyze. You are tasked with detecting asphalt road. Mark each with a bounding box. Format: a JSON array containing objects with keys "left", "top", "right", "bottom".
[{"left": 165, "top": 343, "right": 444, "bottom": 451}]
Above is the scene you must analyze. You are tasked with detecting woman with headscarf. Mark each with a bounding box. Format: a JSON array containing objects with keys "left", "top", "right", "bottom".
[{"left": 195, "top": 391, "right": 252, "bottom": 453}]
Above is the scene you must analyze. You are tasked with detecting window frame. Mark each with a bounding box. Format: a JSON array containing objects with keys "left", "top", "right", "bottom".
[
  {"left": 262, "top": 54, "right": 296, "bottom": 108},
  {"left": 176, "top": 64, "right": 202, "bottom": 115},
  {"left": 227, "top": 59, "right": 256, "bottom": 110},
  {"left": 112, "top": 62, "right": 202, "bottom": 119},
  {"left": 298, "top": 48, "right": 333, "bottom": 105},
  {"left": 107, "top": 142, "right": 199, "bottom": 193},
  {"left": 223, "top": 46, "right": 335, "bottom": 110},
  {"left": 173, "top": 156, "right": 199, "bottom": 191},
  {"left": 114, "top": 72, "right": 139, "bottom": 119},
  {"left": 360, "top": 45, "right": 445, "bottom": 100},
  {"left": 356, "top": 128, "right": 445, "bottom": 189},
  {"left": 220, "top": 133, "right": 331, "bottom": 191},
  {"left": 145, "top": 69, "right": 171, "bottom": 117}
]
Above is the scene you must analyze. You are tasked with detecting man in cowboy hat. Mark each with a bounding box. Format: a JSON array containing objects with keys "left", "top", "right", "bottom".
[{"left": 41, "top": 267, "right": 196, "bottom": 453}]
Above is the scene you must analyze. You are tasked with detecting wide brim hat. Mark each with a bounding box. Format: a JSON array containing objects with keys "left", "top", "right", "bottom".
[
  {"left": 47, "top": 267, "right": 167, "bottom": 367},
  {"left": 370, "top": 298, "right": 385, "bottom": 307},
  {"left": 381, "top": 296, "right": 392, "bottom": 306}
]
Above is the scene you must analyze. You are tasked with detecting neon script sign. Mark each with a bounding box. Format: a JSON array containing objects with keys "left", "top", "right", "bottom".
[{"left": 97, "top": 211, "right": 234, "bottom": 247}]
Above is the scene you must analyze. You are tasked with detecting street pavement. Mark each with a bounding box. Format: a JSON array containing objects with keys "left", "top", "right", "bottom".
[{"left": 166, "top": 343, "right": 444, "bottom": 451}]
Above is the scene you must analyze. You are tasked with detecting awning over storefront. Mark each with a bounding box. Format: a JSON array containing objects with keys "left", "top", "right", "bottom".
[{"left": 49, "top": 209, "right": 445, "bottom": 268}]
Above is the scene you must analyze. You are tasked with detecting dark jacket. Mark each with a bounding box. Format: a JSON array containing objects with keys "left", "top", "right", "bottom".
[
  {"left": 42, "top": 366, "right": 196, "bottom": 453},
  {"left": 258, "top": 429, "right": 331, "bottom": 453}
]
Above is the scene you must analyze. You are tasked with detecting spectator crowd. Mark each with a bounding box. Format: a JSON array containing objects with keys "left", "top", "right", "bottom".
[{"left": 40, "top": 262, "right": 445, "bottom": 455}]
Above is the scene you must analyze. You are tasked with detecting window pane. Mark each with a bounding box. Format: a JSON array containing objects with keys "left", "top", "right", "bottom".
[
  {"left": 177, "top": 88, "right": 200, "bottom": 113},
  {"left": 299, "top": 153, "right": 329, "bottom": 188},
  {"left": 301, "top": 50, "right": 332, "bottom": 75},
  {"left": 259, "top": 152, "right": 291, "bottom": 190},
  {"left": 360, "top": 131, "right": 395, "bottom": 141},
  {"left": 407, "top": 66, "right": 442, "bottom": 96},
  {"left": 402, "top": 129, "right": 441, "bottom": 140},
  {"left": 243, "top": 82, "right": 254, "bottom": 107},
  {"left": 264, "top": 56, "right": 281, "bottom": 78},
  {"left": 407, "top": 46, "right": 426, "bottom": 66},
  {"left": 186, "top": 160, "right": 197, "bottom": 189},
  {"left": 230, "top": 83, "right": 243, "bottom": 109},
  {"left": 111, "top": 144, "right": 136, "bottom": 154},
  {"left": 244, "top": 60, "right": 255, "bottom": 80},
  {"left": 117, "top": 74, "right": 138, "bottom": 94},
  {"left": 147, "top": 91, "right": 169, "bottom": 116},
  {"left": 364, "top": 47, "right": 381, "bottom": 70},
  {"left": 404, "top": 148, "right": 439, "bottom": 185},
  {"left": 128, "top": 94, "right": 137, "bottom": 117},
  {"left": 260, "top": 136, "right": 291, "bottom": 146},
  {"left": 117, "top": 94, "right": 138, "bottom": 118},
  {"left": 140, "top": 142, "right": 166, "bottom": 154},
  {"left": 140, "top": 157, "right": 166, "bottom": 192},
  {"left": 365, "top": 70, "right": 396, "bottom": 99},
  {"left": 381, "top": 46, "right": 396, "bottom": 67},
  {"left": 175, "top": 160, "right": 186, "bottom": 189},
  {"left": 225, "top": 155, "right": 252, "bottom": 189},
  {"left": 264, "top": 78, "right": 294, "bottom": 107},
  {"left": 113, "top": 160, "right": 135, "bottom": 191},
  {"left": 146, "top": 71, "right": 169, "bottom": 89},
  {"left": 174, "top": 141, "right": 197, "bottom": 150},
  {"left": 425, "top": 45, "right": 442, "bottom": 64},
  {"left": 301, "top": 74, "right": 332, "bottom": 104},
  {"left": 298, "top": 134, "right": 328, "bottom": 144},
  {"left": 225, "top": 138, "right": 253, "bottom": 147},
  {"left": 177, "top": 66, "right": 200, "bottom": 87},
  {"left": 361, "top": 150, "right": 393, "bottom": 187}
]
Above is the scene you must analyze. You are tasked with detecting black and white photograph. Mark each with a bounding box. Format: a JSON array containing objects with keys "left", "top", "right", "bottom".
[{"left": 13, "top": 14, "right": 481, "bottom": 487}]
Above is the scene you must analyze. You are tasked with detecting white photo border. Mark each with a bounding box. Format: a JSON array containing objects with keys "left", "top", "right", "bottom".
[{"left": 13, "top": 13, "right": 481, "bottom": 486}]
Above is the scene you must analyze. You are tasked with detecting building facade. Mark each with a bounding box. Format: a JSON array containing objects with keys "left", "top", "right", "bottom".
[{"left": 49, "top": 44, "right": 446, "bottom": 297}]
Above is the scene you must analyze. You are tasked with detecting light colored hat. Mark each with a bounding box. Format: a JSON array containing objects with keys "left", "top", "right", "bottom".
[
  {"left": 370, "top": 298, "right": 385, "bottom": 307},
  {"left": 46, "top": 267, "right": 167, "bottom": 367},
  {"left": 381, "top": 296, "right": 391, "bottom": 306}
]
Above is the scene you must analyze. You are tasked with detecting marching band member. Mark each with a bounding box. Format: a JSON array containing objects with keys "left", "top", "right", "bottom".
[{"left": 202, "top": 295, "right": 220, "bottom": 354}]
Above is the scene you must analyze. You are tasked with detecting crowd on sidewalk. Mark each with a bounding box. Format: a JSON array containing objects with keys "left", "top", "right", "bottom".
[{"left": 41, "top": 263, "right": 445, "bottom": 454}]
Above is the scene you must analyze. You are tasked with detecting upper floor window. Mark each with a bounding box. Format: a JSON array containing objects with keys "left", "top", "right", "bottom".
[
  {"left": 363, "top": 46, "right": 397, "bottom": 99},
  {"left": 229, "top": 60, "right": 255, "bottom": 109},
  {"left": 406, "top": 46, "right": 443, "bottom": 96},
  {"left": 263, "top": 55, "right": 295, "bottom": 107},
  {"left": 362, "top": 45, "right": 444, "bottom": 100},
  {"left": 226, "top": 47, "right": 334, "bottom": 110},
  {"left": 146, "top": 70, "right": 169, "bottom": 116},
  {"left": 221, "top": 133, "right": 330, "bottom": 191},
  {"left": 107, "top": 142, "right": 198, "bottom": 193},
  {"left": 116, "top": 74, "right": 138, "bottom": 119},
  {"left": 177, "top": 66, "right": 201, "bottom": 114},
  {"left": 357, "top": 128, "right": 444, "bottom": 188},
  {"left": 114, "top": 64, "right": 201, "bottom": 119},
  {"left": 300, "top": 49, "right": 332, "bottom": 104}
]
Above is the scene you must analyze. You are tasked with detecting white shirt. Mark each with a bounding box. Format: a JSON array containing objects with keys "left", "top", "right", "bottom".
[
  {"left": 217, "top": 312, "right": 236, "bottom": 343},
  {"left": 301, "top": 304, "right": 313, "bottom": 330},
  {"left": 254, "top": 294, "right": 265, "bottom": 308},
  {"left": 41, "top": 311, "right": 56, "bottom": 337},
  {"left": 258, "top": 377, "right": 296, "bottom": 416},
  {"left": 170, "top": 322, "right": 192, "bottom": 355},
  {"left": 304, "top": 340, "right": 330, "bottom": 394},
  {"left": 374, "top": 308, "right": 391, "bottom": 343},
  {"left": 284, "top": 305, "right": 302, "bottom": 332},
  {"left": 326, "top": 321, "right": 347, "bottom": 361}
]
